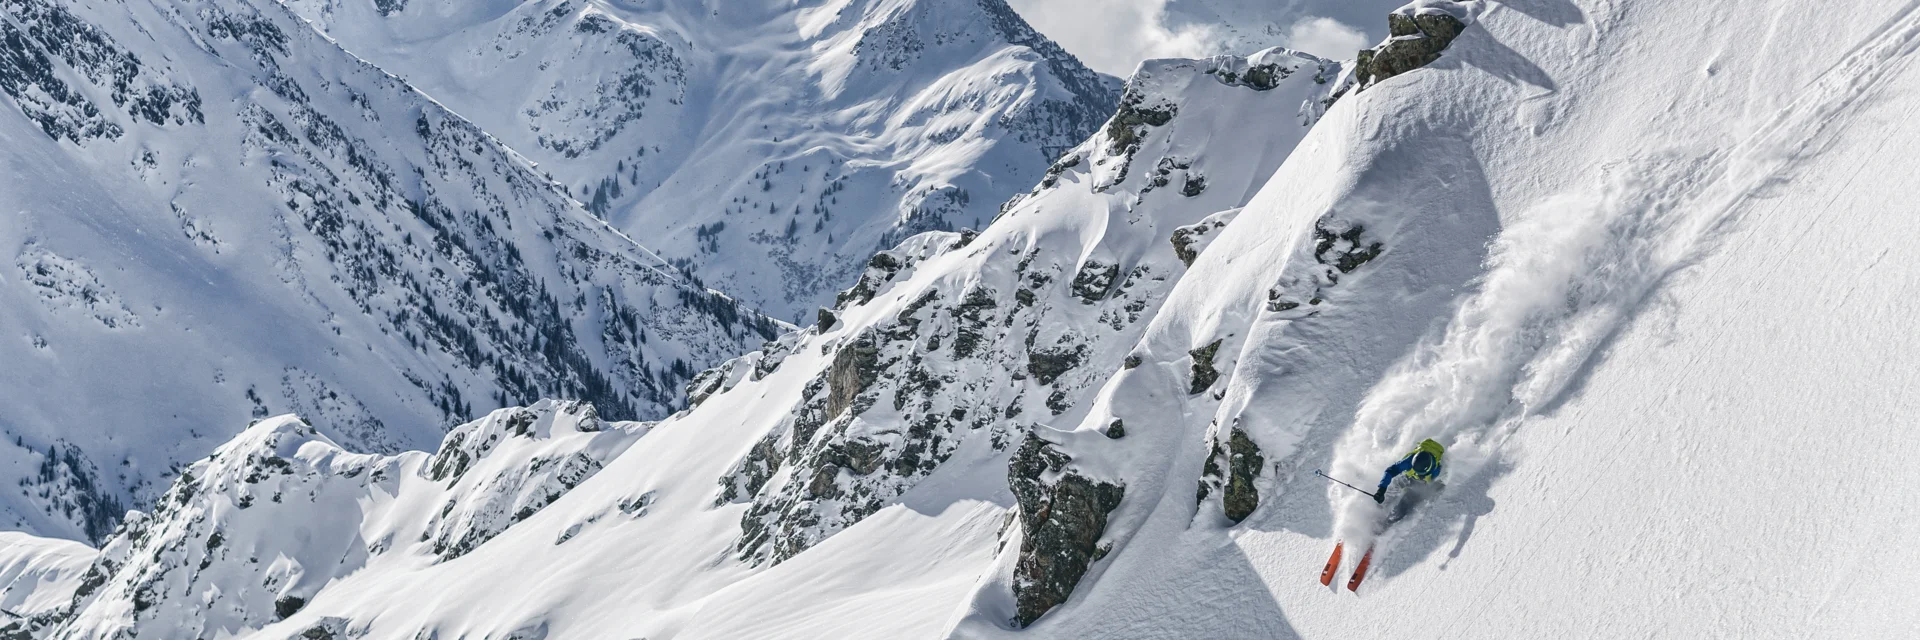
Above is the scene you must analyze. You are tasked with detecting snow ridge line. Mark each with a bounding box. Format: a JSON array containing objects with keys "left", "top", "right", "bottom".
[{"left": 1328, "top": 1, "right": 1920, "bottom": 542}]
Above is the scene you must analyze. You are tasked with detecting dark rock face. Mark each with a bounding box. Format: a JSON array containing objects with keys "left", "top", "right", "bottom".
[
  {"left": 1008, "top": 434, "right": 1124, "bottom": 628},
  {"left": 1189, "top": 339, "right": 1224, "bottom": 395},
  {"left": 1354, "top": 12, "right": 1467, "bottom": 88},
  {"left": 1170, "top": 214, "right": 1233, "bottom": 267},
  {"left": 1314, "top": 219, "right": 1385, "bottom": 274},
  {"left": 1098, "top": 85, "right": 1178, "bottom": 189},
  {"left": 274, "top": 596, "right": 306, "bottom": 620},
  {"left": 1070, "top": 261, "right": 1120, "bottom": 303},
  {"left": 836, "top": 252, "right": 905, "bottom": 309},
  {"left": 1265, "top": 216, "right": 1386, "bottom": 313},
  {"left": 826, "top": 333, "right": 881, "bottom": 418},
  {"left": 1220, "top": 428, "right": 1264, "bottom": 522},
  {"left": 1027, "top": 346, "right": 1086, "bottom": 386},
  {"left": 1207, "top": 60, "right": 1295, "bottom": 91}
]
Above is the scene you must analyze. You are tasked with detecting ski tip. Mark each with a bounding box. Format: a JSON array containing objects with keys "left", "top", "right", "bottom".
[
  {"left": 1318, "top": 541, "right": 1344, "bottom": 587},
  {"left": 1346, "top": 546, "right": 1375, "bottom": 592}
]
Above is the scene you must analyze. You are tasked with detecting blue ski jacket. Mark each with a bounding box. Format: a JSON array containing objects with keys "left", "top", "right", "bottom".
[{"left": 1375, "top": 439, "right": 1445, "bottom": 492}]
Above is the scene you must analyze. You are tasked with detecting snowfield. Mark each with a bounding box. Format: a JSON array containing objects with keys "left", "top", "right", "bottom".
[{"left": 5, "top": 0, "right": 1920, "bottom": 637}]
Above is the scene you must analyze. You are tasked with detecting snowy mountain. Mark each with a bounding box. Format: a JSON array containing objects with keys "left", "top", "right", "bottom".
[
  {"left": 276, "top": 0, "right": 1121, "bottom": 322},
  {"left": 0, "top": 0, "right": 777, "bottom": 543},
  {"left": 9, "top": 0, "right": 1920, "bottom": 637}
]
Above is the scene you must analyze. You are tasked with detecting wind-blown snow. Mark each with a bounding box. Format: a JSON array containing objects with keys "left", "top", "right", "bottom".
[{"left": 5, "top": 0, "right": 1920, "bottom": 637}]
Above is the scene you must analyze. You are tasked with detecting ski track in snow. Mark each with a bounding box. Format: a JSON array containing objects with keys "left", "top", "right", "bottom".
[{"left": 1331, "top": 0, "right": 1920, "bottom": 544}]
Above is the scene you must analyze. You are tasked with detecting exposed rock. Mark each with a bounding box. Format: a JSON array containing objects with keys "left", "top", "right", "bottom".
[
  {"left": 826, "top": 333, "right": 881, "bottom": 418},
  {"left": 1007, "top": 434, "right": 1124, "bottom": 628},
  {"left": 1221, "top": 428, "right": 1265, "bottom": 522},
  {"left": 1352, "top": 6, "right": 1469, "bottom": 90},
  {"left": 1070, "top": 261, "right": 1121, "bottom": 303},
  {"left": 1103, "top": 92, "right": 1176, "bottom": 158},
  {"left": 1265, "top": 216, "right": 1387, "bottom": 313},
  {"left": 1037, "top": 152, "right": 1082, "bottom": 189},
  {"left": 1314, "top": 219, "right": 1385, "bottom": 274},
  {"left": 1105, "top": 419, "right": 1125, "bottom": 439},
  {"left": 1097, "top": 85, "right": 1178, "bottom": 189},
  {"left": 290, "top": 616, "right": 351, "bottom": 639},
  {"left": 835, "top": 252, "right": 904, "bottom": 309},
  {"left": 427, "top": 451, "right": 604, "bottom": 560},
  {"left": 1188, "top": 339, "right": 1223, "bottom": 395},
  {"left": 274, "top": 596, "right": 306, "bottom": 620},
  {"left": 1181, "top": 173, "right": 1207, "bottom": 197},
  {"left": 1026, "top": 346, "right": 1087, "bottom": 385},
  {"left": 1169, "top": 209, "right": 1240, "bottom": 267}
]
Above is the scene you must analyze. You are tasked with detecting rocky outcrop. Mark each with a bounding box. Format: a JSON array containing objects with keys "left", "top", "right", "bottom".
[
  {"left": 1170, "top": 209, "right": 1242, "bottom": 267},
  {"left": 1189, "top": 339, "right": 1224, "bottom": 395},
  {"left": 1069, "top": 261, "right": 1121, "bottom": 303},
  {"left": 1266, "top": 215, "right": 1389, "bottom": 313},
  {"left": 826, "top": 333, "right": 882, "bottom": 418},
  {"left": 1007, "top": 434, "right": 1124, "bottom": 628},
  {"left": 1358, "top": 10, "right": 1467, "bottom": 86},
  {"left": 1198, "top": 427, "right": 1266, "bottom": 522},
  {"left": 1343, "top": 2, "right": 1472, "bottom": 96},
  {"left": 1097, "top": 91, "right": 1177, "bottom": 191}
]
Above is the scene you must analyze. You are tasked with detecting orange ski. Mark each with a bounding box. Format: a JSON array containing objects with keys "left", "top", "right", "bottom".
[
  {"left": 1346, "top": 545, "right": 1375, "bottom": 592},
  {"left": 1319, "top": 542, "right": 1344, "bottom": 586}
]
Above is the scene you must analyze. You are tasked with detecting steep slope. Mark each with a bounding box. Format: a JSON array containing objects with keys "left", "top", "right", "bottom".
[
  {"left": 987, "top": 0, "right": 1920, "bottom": 636},
  {"left": 279, "top": 0, "right": 1120, "bottom": 321},
  {"left": 8, "top": 0, "right": 1920, "bottom": 637},
  {"left": 0, "top": 45, "right": 1343, "bottom": 639},
  {"left": 0, "top": 0, "right": 776, "bottom": 543}
]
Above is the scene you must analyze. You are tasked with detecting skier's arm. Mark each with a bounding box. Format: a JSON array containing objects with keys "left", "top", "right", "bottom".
[{"left": 1376, "top": 456, "right": 1413, "bottom": 491}]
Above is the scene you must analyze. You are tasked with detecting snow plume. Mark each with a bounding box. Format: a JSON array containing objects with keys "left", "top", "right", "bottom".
[
  {"left": 1005, "top": 0, "right": 1221, "bottom": 76},
  {"left": 1330, "top": 1, "right": 1920, "bottom": 541},
  {"left": 1329, "top": 154, "right": 1709, "bottom": 528}
]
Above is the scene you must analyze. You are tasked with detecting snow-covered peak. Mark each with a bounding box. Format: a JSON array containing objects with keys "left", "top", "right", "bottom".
[
  {"left": 0, "top": 0, "right": 777, "bottom": 543},
  {"left": 35, "top": 402, "right": 644, "bottom": 639},
  {"left": 280, "top": 0, "right": 1121, "bottom": 320}
]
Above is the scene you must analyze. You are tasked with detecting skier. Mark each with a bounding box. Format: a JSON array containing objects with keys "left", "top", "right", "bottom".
[{"left": 1372, "top": 438, "right": 1444, "bottom": 503}]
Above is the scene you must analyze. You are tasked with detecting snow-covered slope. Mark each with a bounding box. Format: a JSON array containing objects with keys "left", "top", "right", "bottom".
[
  {"left": 8, "top": 0, "right": 1920, "bottom": 637},
  {"left": 0, "top": 43, "right": 1344, "bottom": 638},
  {"left": 279, "top": 0, "right": 1120, "bottom": 321},
  {"left": 0, "top": 0, "right": 777, "bottom": 542}
]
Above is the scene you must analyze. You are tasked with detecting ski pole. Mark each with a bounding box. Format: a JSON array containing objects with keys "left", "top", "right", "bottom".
[{"left": 1314, "top": 469, "right": 1375, "bottom": 497}]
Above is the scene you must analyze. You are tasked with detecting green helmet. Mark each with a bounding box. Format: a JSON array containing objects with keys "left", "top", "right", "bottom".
[{"left": 1403, "top": 439, "right": 1445, "bottom": 481}]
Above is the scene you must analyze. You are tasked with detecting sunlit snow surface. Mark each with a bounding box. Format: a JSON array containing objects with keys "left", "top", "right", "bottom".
[
  {"left": 6, "top": 0, "right": 1920, "bottom": 637},
  {"left": 280, "top": 0, "right": 1121, "bottom": 321}
]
